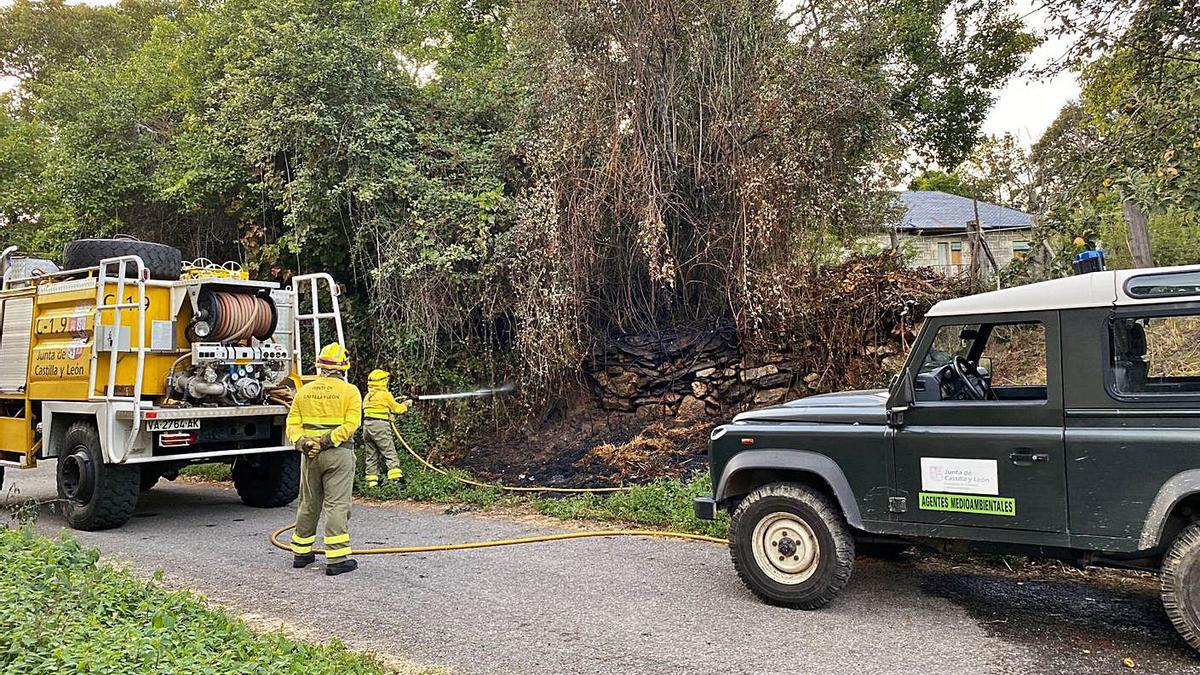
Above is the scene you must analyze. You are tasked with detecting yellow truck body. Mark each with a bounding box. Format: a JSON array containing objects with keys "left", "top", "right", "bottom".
[{"left": 0, "top": 244, "right": 343, "bottom": 529}]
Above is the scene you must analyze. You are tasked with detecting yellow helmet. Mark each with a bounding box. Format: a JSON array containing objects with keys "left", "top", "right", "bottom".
[
  {"left": 315, "top": 343, "right": 350, "bottom": 371},
  {"left": 367, "top": 369, "right": 390, "bottom": 384}
]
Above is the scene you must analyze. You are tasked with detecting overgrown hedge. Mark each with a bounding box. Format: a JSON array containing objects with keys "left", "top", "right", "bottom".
[{"left": 0, "top": 527, "right": 391, "bottom": 674}]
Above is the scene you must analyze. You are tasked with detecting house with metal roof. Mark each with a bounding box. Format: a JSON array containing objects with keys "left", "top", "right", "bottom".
[{"left": 885, "top": 190, "right": 1036, "bottom": 276}]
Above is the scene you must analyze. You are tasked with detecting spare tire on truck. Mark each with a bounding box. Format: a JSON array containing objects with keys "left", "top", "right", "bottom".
[{"left": 63, "top": 238, "right": 182, "bottom": 281}]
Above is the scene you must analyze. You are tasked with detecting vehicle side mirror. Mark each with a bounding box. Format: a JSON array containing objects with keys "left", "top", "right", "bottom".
[
  {"left": 887, "top": 369, "right": 914, "bottom": 427},
  {"left": 977, "top": 356, "right": 993, "bottom": 377}
]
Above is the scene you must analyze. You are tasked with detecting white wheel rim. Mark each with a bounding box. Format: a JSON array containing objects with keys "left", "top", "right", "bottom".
[{"left": 751, "top": 511, "right": 820, "bottom": 585}]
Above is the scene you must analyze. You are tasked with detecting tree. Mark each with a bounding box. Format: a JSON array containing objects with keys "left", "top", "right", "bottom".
[
  {"left": 909, "top": 170, "right": 971, "bottom": 197},
  {"left": 0, "top": 0, "right": 1040, "bottom": 413},
  {"left": 1032, "top": 1, "right": 1200, "bottom": 268},
  {"left": 909, "top": 134, "right": 1033, "bottom": 210},
  {"left": 884, "top": 0, "right": 1037, "bottom": 167}
]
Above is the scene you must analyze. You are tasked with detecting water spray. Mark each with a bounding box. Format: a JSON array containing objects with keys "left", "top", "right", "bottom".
[{"left": 413, "top": 383, "right": 517, "bottom": 401}]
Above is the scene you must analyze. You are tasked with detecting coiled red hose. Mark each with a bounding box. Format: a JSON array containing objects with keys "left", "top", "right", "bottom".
[{"left": 208, "top": 291, "right": 274, "bottom": 342}]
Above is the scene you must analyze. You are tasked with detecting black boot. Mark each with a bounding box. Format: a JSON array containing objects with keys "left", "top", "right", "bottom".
[
  {"left": 326, "top": 558, "right": 358, "bottom": 576},
  {"left": 292, "top": 553, "right": 315, "bottom": 568}
]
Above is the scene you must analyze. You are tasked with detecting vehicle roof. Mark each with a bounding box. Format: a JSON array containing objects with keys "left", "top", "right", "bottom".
[{"left": 926, "top": 264, "right": 1200, "bottom": 318}]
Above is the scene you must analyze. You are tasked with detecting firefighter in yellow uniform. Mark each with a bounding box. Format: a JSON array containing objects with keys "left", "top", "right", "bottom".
[
  {"left": 361, "top": 369, "right": 411, "bottom": 489},
  {"left": 286, "top": 343, "right": 362, "bottom": 576}
]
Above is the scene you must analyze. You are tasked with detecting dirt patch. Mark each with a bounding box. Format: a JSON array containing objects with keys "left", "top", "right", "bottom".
[{"left": 451, "top": 411, "right": 711, "bottom": 488}]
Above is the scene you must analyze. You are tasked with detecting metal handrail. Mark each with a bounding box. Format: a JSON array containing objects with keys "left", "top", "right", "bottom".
[{"left": 87, "top": 256, "right": 148, "bottom": 463}]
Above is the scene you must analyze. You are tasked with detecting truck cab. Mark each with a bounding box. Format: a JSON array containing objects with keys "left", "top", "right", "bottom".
[{"left": 696, "top": 263, "right": 1200, "bottom": 652}]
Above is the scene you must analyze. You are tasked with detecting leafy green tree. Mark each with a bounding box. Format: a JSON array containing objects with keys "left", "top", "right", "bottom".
[
  {"left": 909, "top": 134, "right": 1033, "bottom": 210},
  {"left": 1031, "top": 1, "right": 1200, "bottom": 268},
  {"left": 886, "top": 0, "right": 1037, "bottom": 166},
  {"left": 908, "top": 170, "right": 970, "bottom": 197},
  {"left": 0, "top": 0, "right": 1039, "bottom": 414}
]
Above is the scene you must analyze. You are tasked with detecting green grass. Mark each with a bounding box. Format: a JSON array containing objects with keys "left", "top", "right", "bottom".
[
  {"left": 0, "top": 526, "right": 426, "bottom": 674},
  {"left": 179, "top": 462, "right": 232, "bottom": 481},
  {"left": 530, "top": 475, "right": 729, "bottom": 538}
]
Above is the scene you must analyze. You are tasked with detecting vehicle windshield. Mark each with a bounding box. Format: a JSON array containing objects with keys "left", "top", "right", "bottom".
[{"left": 918, "top": 324, "right": 980, "bottom": 374}]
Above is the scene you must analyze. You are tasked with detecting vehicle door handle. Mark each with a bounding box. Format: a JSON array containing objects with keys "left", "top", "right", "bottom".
[{"left": 1009, "top": 450, "right": 1049, "bottom": 466}]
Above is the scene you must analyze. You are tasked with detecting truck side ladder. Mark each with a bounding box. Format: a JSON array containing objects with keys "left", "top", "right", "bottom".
[{"left": 87, "top": 256, "right": 148, "bottom": 463}]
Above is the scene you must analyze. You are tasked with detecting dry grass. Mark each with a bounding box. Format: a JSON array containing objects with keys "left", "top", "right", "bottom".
[{"left": 576, "top": 421, "right": 709, "bottom": 483}]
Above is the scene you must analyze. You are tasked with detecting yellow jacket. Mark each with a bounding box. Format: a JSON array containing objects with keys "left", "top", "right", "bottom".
[
  {"left": 286, "top": 375, "right": 362, "bottom": 446},
  {"left": 363, "top": 382, "right": 410, "bottom": 420}
]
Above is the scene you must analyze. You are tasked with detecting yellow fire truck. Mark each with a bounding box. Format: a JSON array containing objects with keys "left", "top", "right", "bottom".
[{"left": 0, "top": 238, "right": 343, "bottom": 530}]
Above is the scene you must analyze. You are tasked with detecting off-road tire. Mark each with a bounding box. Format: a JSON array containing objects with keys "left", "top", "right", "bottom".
[
  {"left": 1162, "top": 521, "right": 1200, "bottom": 652},
  {"left": 63, "top": 238, "right": 182, "bottom": 280},
  {"left": 139, "top": 467, "right": 160, "bottom": 492},
  {"left": 232, "top": 452, "right": 300, "bottom": 508},
  {"left": 730, "top": 482, "right": 855, "bottom": 609},
  {"left": 56, "top": 420, "right": 139, "bottom": 530}
]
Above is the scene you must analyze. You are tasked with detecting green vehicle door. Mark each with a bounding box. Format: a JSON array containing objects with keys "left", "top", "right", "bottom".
[{"left": 892, "top": 310, "right": 1068, "bottom": 534}]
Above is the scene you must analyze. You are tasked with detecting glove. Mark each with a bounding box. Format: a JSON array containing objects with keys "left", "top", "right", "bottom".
[
  {"left": 317, "top": 433, "right": 335, "bottom": 450},
  {"left": 296, "top": 436, "right": 321, "bottom": 459}
]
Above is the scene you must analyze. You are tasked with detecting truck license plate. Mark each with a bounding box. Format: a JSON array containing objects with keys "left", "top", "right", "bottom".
[{"left": 145, "top": 418, "right": 201, "bottom": 432}]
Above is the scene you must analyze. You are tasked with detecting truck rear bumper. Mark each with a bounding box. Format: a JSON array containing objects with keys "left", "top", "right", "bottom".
[
  {"left": 693, "top": 496, "right": 718, "bottom": 520},
  {"left": 119, "top": 445, "right": 292, "bottom": 464}
]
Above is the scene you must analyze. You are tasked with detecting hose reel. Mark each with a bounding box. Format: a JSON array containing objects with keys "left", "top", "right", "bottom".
[{"left": 187, "top": 289, "right": 277, "bottom": 343}]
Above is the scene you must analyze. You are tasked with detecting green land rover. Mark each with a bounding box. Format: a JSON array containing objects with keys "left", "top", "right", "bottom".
[{"left": 695, "top": 263, "right": 1200, "bottom": 651}]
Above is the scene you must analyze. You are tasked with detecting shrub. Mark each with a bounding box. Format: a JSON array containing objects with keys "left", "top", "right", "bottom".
[{"left": 0, "top": 527, "right": 392, "bottom": 674}]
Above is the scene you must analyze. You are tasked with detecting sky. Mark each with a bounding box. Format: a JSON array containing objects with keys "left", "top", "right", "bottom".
[{"left": 3, "top": 0, "right": 1078, "bottom": 148}]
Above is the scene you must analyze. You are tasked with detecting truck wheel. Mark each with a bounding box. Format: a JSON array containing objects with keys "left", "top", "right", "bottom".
[
  {"left": 56, "top": 420, "right": 139, "bottom": 530},
  {"left": 1162, "top": 521, "right": 1200, "bottom": 651},
  {"left": 139, "top": 467, "right": 160, "bottom": 492},
  {"left": 232, "top": 452, "right": 300, "bottom": 508},
  {"left": 730, "top": 482, "right": 855, "bottom": 609},
  {"left": 63, "top": 238, "right": 182, "bottom": 280}
]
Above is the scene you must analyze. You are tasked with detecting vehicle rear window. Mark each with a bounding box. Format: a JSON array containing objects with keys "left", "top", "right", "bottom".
[
  {"left": 1124, "top": 271, "right": 1200, "bottom": 299},
  {"left": 1110, "top": 313, "right": 1200, "bottom": 396}
]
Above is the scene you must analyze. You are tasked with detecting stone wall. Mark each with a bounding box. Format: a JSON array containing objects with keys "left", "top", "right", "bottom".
[{"left": 584, "top": 325, "right": 901, "bottom": 418}]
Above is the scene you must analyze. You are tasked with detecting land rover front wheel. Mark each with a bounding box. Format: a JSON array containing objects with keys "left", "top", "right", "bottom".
[
  {"left": 56, "top": 420, "right": 140, "bottom": 530},
  {"left": 730, "top": 482, "right": 855, "bottom": 609},
  {"left": 1162, "top": 522, "right": 1200, "bottom": 652}
]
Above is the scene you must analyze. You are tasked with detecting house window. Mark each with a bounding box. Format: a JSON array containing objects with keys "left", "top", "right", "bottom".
[
  {"left": 1012, "top": 240, "right": 1031, "bottom": 260},
  {"left": 937, "top": 241, "right": 963, "bottom": 268}
]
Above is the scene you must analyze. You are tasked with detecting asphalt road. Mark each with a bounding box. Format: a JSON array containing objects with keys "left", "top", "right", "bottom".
[{"left": 6, "top": 465, "right": 1200, "bottom": 675}]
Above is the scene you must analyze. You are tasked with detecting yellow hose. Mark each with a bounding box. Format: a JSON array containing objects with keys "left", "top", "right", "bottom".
[
  {"left": 269, "top": 522, "right": 726, "bottom": 555},
  {"left": 268, "top": 419, "right": 728, "bottom": 554}
]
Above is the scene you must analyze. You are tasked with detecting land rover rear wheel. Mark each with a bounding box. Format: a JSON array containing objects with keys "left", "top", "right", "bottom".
[
  {"left": 730, "top": 482, "right": 855, "bottom": 609},
  {"left": 1162, "top": 522, "right": 1200, "bottom": 652},
  {"left": 56, "top": 420, "right": 140, "bottom": 530}
]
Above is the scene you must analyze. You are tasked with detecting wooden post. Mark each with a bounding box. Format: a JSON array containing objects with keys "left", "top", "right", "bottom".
[
  {"left": 970, "top": 198, "right": 1000, "bottom": 287},
  {"left": 1122, "top": 196, "right": 1154, "bottom": 268}
]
